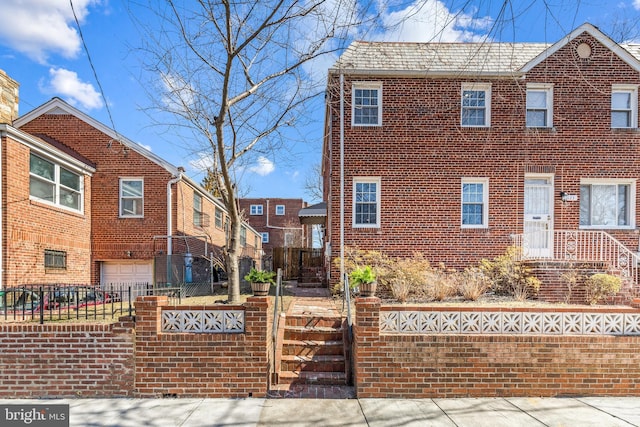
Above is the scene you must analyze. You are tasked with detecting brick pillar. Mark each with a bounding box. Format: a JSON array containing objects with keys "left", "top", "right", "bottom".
[
  {"left": 135, "top": 296, "right": 168, "bottom": 335},
  {"left": 354, "top": 296, "right": 380, "bottom": 398},
  {"left": 244, "top": 296, "right": 272, "bottom": 397}
]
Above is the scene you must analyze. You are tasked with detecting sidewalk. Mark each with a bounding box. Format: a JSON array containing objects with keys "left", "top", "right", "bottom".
[{"left": 2, "top": 396, "right": 640, "bottom": 426}]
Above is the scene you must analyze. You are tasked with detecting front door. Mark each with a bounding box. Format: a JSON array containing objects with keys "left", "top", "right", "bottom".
[{"left": 524, "top": 175, "right": 554, "bottom": 258}]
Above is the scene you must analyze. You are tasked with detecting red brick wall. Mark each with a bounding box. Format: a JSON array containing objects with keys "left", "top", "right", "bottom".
[
  {"left": 354, "top": 298, "right": 640, "bottom": 398},
  {"left": 239, "top": 198, "right": 306, "bottom": 254},
  {"left": 133, "top": 296, "right": 273, "bottom": 398},
  {"left": 325, "top": 33, "right": 640, "bottom": 285},
  {"left": 2, "top": 134, "right": 92, "bottom": 286},
  {"left": 0, "top": 320, "right": 135, "bottom": 398}
]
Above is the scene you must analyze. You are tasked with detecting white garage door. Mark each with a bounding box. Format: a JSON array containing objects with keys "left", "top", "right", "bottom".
[{"left": 101, "top": 261, "right": 153, "bottom": 285}]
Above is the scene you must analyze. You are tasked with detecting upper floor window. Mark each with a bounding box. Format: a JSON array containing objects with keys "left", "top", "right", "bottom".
[
  {"left": 120, "top": 178, "right": 143, "bottom": 217},
  {"left": 275, "top": 205, "right": 285, "bottom": 215},
  {"left": 611, "top": 85, "right": 638, "bottom": 128},
  {"left": 461, "top": 178, "right": 489, "bottom": 228},
  {"left": 250, "top": 204, "right": 263, "bottom": 215},
  {"left": 526, "top": 84, "right": 553, "bottom": 128},
  {"left": 30, "top": 153, "right": 83, "bottom": 212},
  {"left": 461, "top": 83, "right": 491, "bottom": 127},
  {"left": 352, "top": 83, "right": 382, "bottom": 126},
  {"left": 240, "top": 226, "right": 247, "bottom": 247},
  {"left": 215, "top": 207, "right": 223, "bottom": 229},
  {"left": 261, "top": 232, "right": 269, "bottom": 243},
  {"left": 193, "top": 193, "right": 203, "bottom": 227},
  {"left": 353, "top": 177, "right": 380, "bottom": 228},
  {"left": 580, "top": 179, "right": 635, "bottom": 229}
]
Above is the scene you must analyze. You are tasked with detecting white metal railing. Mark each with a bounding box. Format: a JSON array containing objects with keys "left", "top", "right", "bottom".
[{"left": 512, "top": 230, "right": 640, "bottom": 286}]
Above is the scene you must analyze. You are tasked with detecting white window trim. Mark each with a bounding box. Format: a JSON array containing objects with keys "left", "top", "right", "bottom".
[
  {"left": 461, "top": 177, "right": 489, "bottom": 229},
  {"left": 352, "top": 177, "right": 381, "bottom": 228},
  {"left": 29, "top": 153, "right": 84, "bottom": 214},
  {"left": 261, "top": 232, "right": 269, "bottom": 243},
  {"left": 352, "top": 82, "right": 382, "bottom": 127},
  {"left": 580, "top": 178, "right": 636, "bottom": 229},
  {"left": 119, "top": 178, "right": 144, "bottom": 218},
  {"left": 611, "top": 84, "right": 638, "bottom": 129},
  {"left": 461, "top": 83, "right": 491, "bottom": 128},
  {"left": 275, "top": 205, "right": 285, "bottom": 215},
  {"left": 250, "top": 204, "right": 263, "bottom": 215},
  {"left": 526, "top": 83, "right": 554, "bottom": 128}
]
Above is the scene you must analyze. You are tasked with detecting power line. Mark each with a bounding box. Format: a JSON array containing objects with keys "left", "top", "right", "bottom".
[{"left": 69, "top": 0, "right": 120, "bottom": 138}]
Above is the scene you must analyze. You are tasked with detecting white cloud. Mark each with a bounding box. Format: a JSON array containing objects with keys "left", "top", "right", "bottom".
[
  {"left": 160, "top": 72, "right": 196, "bottom": 113},
  {"left": 0, "top": 0, "right": 98, "bottom": 63},
  {"left": 249, "top": 157, "right": 275, "bottom": 176},
  {"left": 376, "top": 0, "right": 492, "bottom": 42},
  {"left": 189, "top": 152, "right": 215, "bottom": 172},
  {"left": 635, "top": 0, "right": 640, "bottom": 10},
  {"left": 44, "top": 68, "right": 103, "bottom": 110}
]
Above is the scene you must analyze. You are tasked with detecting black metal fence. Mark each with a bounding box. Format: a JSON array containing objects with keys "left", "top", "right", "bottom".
[{"left": 0, "top": 283, "right": 183, "bottom": 324}]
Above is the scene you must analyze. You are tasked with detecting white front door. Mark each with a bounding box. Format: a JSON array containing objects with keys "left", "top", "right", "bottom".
[{"left": 524, "top": 175, "right": 554, "bottom": 258}]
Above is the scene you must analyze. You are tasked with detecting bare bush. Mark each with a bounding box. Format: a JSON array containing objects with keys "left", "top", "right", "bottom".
[
  {"left": 425, "top": 264, "right": 459, "bottom": 301},
  {"left": 459, "top": 266, "right": 492, "bottom": 301},
  {"left": 480, "top": 247, "right": 541, "bottom": 301}
]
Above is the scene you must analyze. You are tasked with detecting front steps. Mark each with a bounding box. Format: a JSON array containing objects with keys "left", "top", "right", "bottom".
[{"left": 270, "top": 312, "right": 354, "bottom": 398}]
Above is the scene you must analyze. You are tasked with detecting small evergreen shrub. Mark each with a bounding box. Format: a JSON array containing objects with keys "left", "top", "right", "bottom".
[{"left": 585, "top": 273, "right": 621, "bottom": 305}]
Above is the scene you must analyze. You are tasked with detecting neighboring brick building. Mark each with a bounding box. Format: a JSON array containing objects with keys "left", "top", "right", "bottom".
[
  {"left": 323, "top": 23, "right": 640, "bottom": 286},
  {"left": 239, "top": 198, "right": 308, "bottom": 255},
  {"left": 0, "top": 86, "right": 261, "bottom": 288}
]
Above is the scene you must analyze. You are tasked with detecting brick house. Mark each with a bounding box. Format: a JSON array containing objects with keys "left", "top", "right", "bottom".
[
  {"left": 239, "top": 198, "right": 309, "bottom": 254},
  {"left": 322, "top": 23, "right": 640, "bottom": 293},
  {"left": 0, "top": 78, "right": 261, "bottom": 289}
]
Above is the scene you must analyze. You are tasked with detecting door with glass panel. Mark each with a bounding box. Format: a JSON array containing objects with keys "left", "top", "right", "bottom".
[{"left": 523, "top": 176, "right": 554, "bottom": 258}]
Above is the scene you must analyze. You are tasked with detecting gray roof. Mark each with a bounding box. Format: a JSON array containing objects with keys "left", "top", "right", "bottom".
[{"left": 331, "top": 41, "right": 550, "bottom": 76}]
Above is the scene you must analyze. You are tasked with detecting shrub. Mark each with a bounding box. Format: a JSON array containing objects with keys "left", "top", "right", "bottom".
[
  {"left": 480, "top": 246, "right": 541, "bottom": 301},
  {"left": 585, "top": 273, "right": 621, "bottom": 305},
  {"left": 425, "top": 264, "right": 459, "bottom": 301},
  {"left": 385, "top": 254, "right": 431, "bottom": 302},
  {"left": 560, "top": 269, "right": 582, "bottom": 304},
  {"left": 460, "top": 266, "right": 492, "bottom": 301}
]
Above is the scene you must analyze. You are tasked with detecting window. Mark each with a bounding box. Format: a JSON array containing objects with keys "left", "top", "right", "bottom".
[
  {"left": 215, "top": 207, "right": 223, "bottom": 229},
  {"left": 29, "top": 153, "right": 82, "bottom": 212},
  {"left": 275, "top": 205, "right": 285, "bottom": 215},
  {"left": 250, "top": 204, "right": 263, "bottom": 215},
  {"left": 119, "top": 178, "right": 143, "bottom": 217},
  {"left": 284, "top": 232, "right": 294, "bottom": 247},
  {"left": 580, "top": 180, "right": 635, "bottom": 228},
  {"left": 240, "top": 226, "right": 247, "bottom": 247},
  {"left": 526, "top": 84, "right": 553, "bottom": 128},
  {"left": 352, "top": 83, "right": 382, "bottom": 126},
  {"left": 353, "top": 178, "right": 380, "bottom": 228},
  {"left": 461, "top": 178, "right": 489, "bottom": 228},
  {"left": 611, "top": 85, "right": 638, "bottom": 128},
  {"left": 261, "top": 232, "right": 269, "bottom": 243},
  {"left": 44, "top": 249, "right": 66, "bottom": 269},
  {"left": 193, "top": 193, "right": 203, "bottom": 226},
  {"left": 461, "top": 83, "right": 491, "bottom": 127}
]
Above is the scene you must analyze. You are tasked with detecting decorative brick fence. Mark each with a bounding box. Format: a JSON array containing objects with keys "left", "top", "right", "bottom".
[
  {"left": 0, "top": 295, "right": 272, "bottom": 398},
  {"left": 354, "top": 297, "right": 640, "bottom": 398}
]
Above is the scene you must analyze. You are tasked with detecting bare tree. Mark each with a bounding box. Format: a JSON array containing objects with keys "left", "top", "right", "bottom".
[
  {"left": 134, "top": 0, "right": 374, "bottom": 303},
  {"left": 304, "top": 162, "right": 323, "bottom": 202}
]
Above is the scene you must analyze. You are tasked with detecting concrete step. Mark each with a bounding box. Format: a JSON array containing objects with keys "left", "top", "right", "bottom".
[
  {"left": 281, "top": 339, "right": 344, "bottom": 356},
  {"left": 280, "top": 354, "right": 345, "bottom": 372},
  {"left": 285, "top": 315, "right": 343, "bottom": 329}
]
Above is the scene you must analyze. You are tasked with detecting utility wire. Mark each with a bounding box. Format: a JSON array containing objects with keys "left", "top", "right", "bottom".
[{"left": 69, "top": 0, "right": 120, "bottom": 139}]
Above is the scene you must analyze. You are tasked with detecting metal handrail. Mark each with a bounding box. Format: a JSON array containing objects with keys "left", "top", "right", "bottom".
[
  {"left": 271, "top": 268, "right": 283, "bottom": 375},
  {"left": 343, "top": 272, "right": 353, "bottom": 341}
]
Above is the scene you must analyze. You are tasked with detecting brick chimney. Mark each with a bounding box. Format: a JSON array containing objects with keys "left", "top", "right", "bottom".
[{"left": 0, "top": 69, "right": 19, "bottom": 124}]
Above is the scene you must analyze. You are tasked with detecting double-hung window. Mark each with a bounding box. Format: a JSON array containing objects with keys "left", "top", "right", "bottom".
[
  {"left": 611, "top": 85, "right": 638, "bottom": 128},
  {"left": 275, "top": 205, "right": 285, "bottom": 215},
  {"left": 250, "top": 204, "right": 263, "bottom": 215},
  {"left": 526, "top": 84, "right": 553, "bottom": 128},
  {"left": 29, "top": 153, "right": 82, "bottom": 212},
  {"left": 461, "top": 178, "right": 489, "bottom": 228},
  {"left": 261, "top": 232, "right": 269, "bottom": 243},
  {"left": 461, "top": 83, "right": 491, "bottom": 127},
  {"left": 353, "top": 177, "right": 380, "bottom": 228},
  {"left": 580, "top": 179, "right": 635, "bottom": 228},
  {"left": 240, "top": 226, "right": 247, "bottom": 247},
  {"left": 352, "top": 83, "right": 382, "bottom": 126},
  {"left": 193, "top": 193, "right": 203, "bottom": 227},
  {"left": 215, "top": 207, "right": 223, "bottom": 228},
  {"left": 120, "top": 178, "right": 143, "bottom": 217}
]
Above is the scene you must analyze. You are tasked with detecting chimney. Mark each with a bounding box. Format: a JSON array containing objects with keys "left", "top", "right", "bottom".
[{"left": 0, "top": 69, "right": 19, "bottom": 124}]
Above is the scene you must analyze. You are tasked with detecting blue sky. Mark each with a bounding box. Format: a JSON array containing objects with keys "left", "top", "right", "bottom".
[{"left": 1, "top": 0, "right": 640, "bottom": 203}]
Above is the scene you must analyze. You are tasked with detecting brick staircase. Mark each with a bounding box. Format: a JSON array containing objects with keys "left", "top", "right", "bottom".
[
  {"left": 269, "top": 286, "right": 354, "bottom": 398},
  {"left": 297, "top": 266, "right": 325, "bottom": 288}
]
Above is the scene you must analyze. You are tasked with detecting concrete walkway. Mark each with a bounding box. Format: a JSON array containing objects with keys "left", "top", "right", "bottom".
[{"left": 2, "top": 397, "right": 640, "bottom": 426}]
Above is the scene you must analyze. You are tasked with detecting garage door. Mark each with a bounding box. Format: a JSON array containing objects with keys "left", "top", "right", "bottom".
[{"left": 101, "top": 261, "right": 153, "bottom": 285}]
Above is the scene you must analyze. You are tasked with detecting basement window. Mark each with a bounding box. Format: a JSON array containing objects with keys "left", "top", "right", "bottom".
[{"left": 44, "top": 250, "right": 67, "bottom": 269}]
